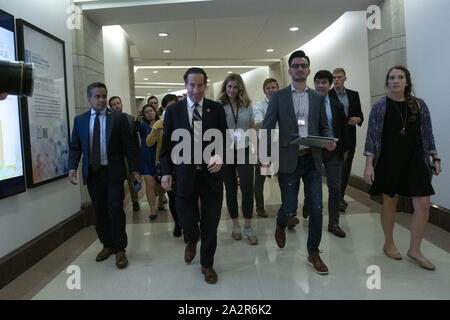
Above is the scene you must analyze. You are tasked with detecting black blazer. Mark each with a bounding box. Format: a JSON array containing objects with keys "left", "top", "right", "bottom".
[
  {"left": 328, "top": 97, "right": 350, "bottom": 158},
  {"left": 329, "top": 87, "right": 364, "bottom": 150},
  {"left": 160, "top": 99, "right": 228, "bottom": 197},
  {"left": 68, "top": 108, "right": 139, "bottom": 185}
]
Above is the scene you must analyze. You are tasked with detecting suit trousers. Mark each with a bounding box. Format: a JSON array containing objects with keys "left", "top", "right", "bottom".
[
  {"left": 254, "top": 162, "right": 266, "bottom": 210},
  {"left": 175, "top": 170, "right": 223, "bottom": 268},
  {"left": 277, "top": 154, "right": 323, "bottom": 253},
  {"left": 124, "top": 158, "right": 139, "bottom": 205},
  {"left": 87, "top": 166, "right": 127, "bottom": 251},
  {"left": 323, "top": 151, "right": 343, "bottom": 226},
  {"left": 341, "top": 148, "right": 355, "bottom": 198},
  {"left": 223, "top": 147, "right": 254, "bottom": 220}
]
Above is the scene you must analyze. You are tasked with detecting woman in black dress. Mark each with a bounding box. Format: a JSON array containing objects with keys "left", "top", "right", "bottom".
[{"left": 364, "top": 66, "right": 441, "bottom": 270}]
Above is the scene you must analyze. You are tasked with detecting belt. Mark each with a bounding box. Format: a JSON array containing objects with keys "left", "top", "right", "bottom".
[
  {"left": 196, "top": 164, "right": 202, "bottom": 171},
  {"left": 298, "top": 148, "right": 311, "bottom": 156}
]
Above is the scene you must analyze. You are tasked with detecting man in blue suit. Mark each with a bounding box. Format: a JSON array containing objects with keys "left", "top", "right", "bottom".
[
  {"left": 68, "top": 82, "right": 140, "bottom": 269},
  {"left": 262, "top": 51, "right": 335, "bottom": 275},
  {"left": 160, "top": 68, "right": 227, "bottom": 284}
]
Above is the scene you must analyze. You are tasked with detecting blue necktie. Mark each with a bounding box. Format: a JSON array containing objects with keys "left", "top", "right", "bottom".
[
  {"left": 91, "top": 111, "right": 101, "bottom": 171},
  {"left": 192, "top": 103, "right": 202, "bottom": 128}
]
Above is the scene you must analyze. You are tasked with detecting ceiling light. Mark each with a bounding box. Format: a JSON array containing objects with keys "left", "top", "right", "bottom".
[
  {"left": 227, "top": 71, "right": 232, "bottom": 74},
  {"left": 143, "top": 78, "right": 149, "bottom": 80},
  {"left": 266, "top": 49, "right": 274, "bottom": 53},
  {"left": 289, "top": 27, "right": 299, "bottom": 32},
  {"left": 163, "top": 50, "right": 171, "bottom": 53},
  {"left": 152, "top": 71, "right": 159, "bottom": 74},
  {"left": 167, "top": 89, "right": 172, "bottom": 92},
  {"left": 158, "top": 32, "right": 169, "bottom": 37}
]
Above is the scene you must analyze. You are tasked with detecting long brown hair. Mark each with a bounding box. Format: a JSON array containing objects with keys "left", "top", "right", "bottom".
[
  {"left": 218, "top": 74, "right": 251, "bottom": 108},
  {"left": 385, "top": 65, "right": 419, "bottom": 121}
]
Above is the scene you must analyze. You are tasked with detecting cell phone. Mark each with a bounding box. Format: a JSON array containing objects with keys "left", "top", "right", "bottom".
[{"left": 134, "top": 180, "right": 142, "bottom": 192}]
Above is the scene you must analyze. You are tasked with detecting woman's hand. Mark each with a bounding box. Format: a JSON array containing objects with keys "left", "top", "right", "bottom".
[{"left": 364, "top": 166, "right": 375, "bottom": 185}]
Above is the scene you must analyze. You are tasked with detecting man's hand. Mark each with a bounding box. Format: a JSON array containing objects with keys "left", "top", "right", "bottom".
[
  {"left": 208, "top": 155, "right": 222, "bottom": 173},
  {"left": 68, "top": 169, "right": 78, "bottom": 185},
  {"left": 133, "top": 172, "right": 142, "bottom": 184},
  {"left": 0, "top": 92, "right": 8, "bottom": 100},
  {"left": 161, "top": 175, "right": 173, "bottom": 191},
  {"left": 324, "top": 141, "right": 336, "bottom": 152},
  {"left": 348, "top": 117, "right": 361, "bottom": 126}
]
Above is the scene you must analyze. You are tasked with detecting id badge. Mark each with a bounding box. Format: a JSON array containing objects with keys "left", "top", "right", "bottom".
[{"left": 298, "top": 118, "right": 306, "bottom": 126}]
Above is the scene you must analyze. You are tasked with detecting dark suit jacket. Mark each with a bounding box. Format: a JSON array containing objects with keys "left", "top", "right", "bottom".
[
  {"left": 68, "top": 108, "right": 139, "bottom": 185},
  {"left": 328, "top": 97, "right": 350, "bottom": 158},
  {"left": 159, "top": 99, "right": 228, "bottom": 197},
  {"left": 262, "top": 86, "right": 333, "bottom": 174},
  {"left": 329, "top": 87, "right": 364, "bottom": 150}
]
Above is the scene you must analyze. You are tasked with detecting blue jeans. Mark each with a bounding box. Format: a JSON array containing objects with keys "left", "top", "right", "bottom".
[{"left": 277, "top": 154, "right": 323, "bottom": 253}]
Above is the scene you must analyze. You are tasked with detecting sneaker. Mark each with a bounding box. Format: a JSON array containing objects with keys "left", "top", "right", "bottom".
[
  {"left": 256, "top": 208, "right": 268, "bottom": 218},
  {"left": 231, "top": 224, "right": 242, "bottom": 240},
  {"left": 308, "top": 251, "right": 328, "bottom": 275},
  {"left": 243, "top": 227, "right": 258, "bottom": 245},
  {"left": 287, "top": 216, "right": 299, "bottom": 230},
  {"left": 328, "top": 225, "right": 346, "bottom": 238}
]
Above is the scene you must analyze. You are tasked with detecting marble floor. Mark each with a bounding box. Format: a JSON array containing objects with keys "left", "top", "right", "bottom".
[{"left": 1, "top": 177, "right": 449, "bottom": 300}]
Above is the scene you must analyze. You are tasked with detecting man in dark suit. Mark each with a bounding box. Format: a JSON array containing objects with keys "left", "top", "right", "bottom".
[
  {"left": 329, "top": 68, "right": 364, "bottom": 212},
  {"left": 160, "top": 68, "right": 227, "bottom": 284},
  {"left": 109, "top": 95, "right": 141, "bottom": 212},
  {"left": 314, "top": 70, "right": 350, "bottom": 238},
  {"left": 262, "top": 51, "right": 335, "bottom": 275},
  {"left": 68, "top": 82, "right": 140, "bottom": 269}
]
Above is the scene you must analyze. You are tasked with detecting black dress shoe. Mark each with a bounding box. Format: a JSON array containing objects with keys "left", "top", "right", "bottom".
[
  {"left": 302, "top": 205, "right": 309, "bottom": 219},
  {"left": 149, "top": 214, "right": 157, "bottom": 220},
  {"left": 328, "top": 225, "right": 346, "bottom": 238},
  {"left": 132, "top": 202, "right": 140, "bottom": 211},
  {"left": 287, "top": 216, "right": 299, "bottom": 230}
]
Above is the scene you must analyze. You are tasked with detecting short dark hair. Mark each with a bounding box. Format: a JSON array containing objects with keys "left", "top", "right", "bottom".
[
  {"left": 161, "top": 94, "right": 178, "bottom": 109},
  {"left": 87, "top": 82, "right": 107, "bottom": 98},
  {"left": 108, "top": 96, "right": 121, "bottom": 106},
  {"left": 147, "top": 95, "right": 158, "bottom": 104},
  {"left": 314, "top": 70, "right": 333, "bottom": 85},
  {"left": 288, "top": 50, "right": 310, "bottom": 68},
  {"left": 183, "top": 67, "right": 208, "bottom": 84},
  {"left": 142, "top": 104, "right": 160, "bottom": 123}
]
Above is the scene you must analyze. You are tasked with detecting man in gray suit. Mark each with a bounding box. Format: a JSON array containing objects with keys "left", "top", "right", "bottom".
[{"left": 262, "top": 50, "right": 335, "bottom": 275}]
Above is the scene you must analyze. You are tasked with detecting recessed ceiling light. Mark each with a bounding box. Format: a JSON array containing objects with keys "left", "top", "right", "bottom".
[
  {"left": 266, "top": 49, "right": 274, "bottom": 53},
  {"left": 167, "top": 89, "right": 172, "bottom": 92},
  {"left": 163, "top": 50, "right": 171, "bottom": 53},
  {"left": 158, "top": 32, "right": 169, "bottom": 37},
  {"left": 152, "top": 71, "right": 159, "bottom": 74},
  {"left": 143, "top": 78, "right": 149, "bottom": 80},
  {"left": 227, "top": 71, "right": 232, "bottom": 74},
  {"left": 289, "top": 27, "right": 299, "bottom": 32}
]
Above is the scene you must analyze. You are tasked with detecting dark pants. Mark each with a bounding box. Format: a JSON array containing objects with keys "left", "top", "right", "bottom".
[
  {"left": 323, "top": 151, "right": 343, "bottom": 226},
  {"left": 341, "top": 148, "right": 355, "bottom": 199},
  {"left": 87, "top": 166, "right": 127, "bottom": 251},
  {"left": 175, "top": 171, "right": 223, "bottom": 268},
  {"left": 254, "top": 162, "right": 266, "bottom": 210},
  {"left": 277, "top": 154, "right": 323, "bottom": 253},
  {"left": 223, "top": 148, "right": 254, "bottom": 220},
  {"left": 124, "top": 158, "right": 139, "bottom": 205}
]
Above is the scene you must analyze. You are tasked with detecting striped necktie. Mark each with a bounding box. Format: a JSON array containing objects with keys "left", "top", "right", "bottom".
[{"left": 192, "top": 103, "right": 202, "bottom": 128}]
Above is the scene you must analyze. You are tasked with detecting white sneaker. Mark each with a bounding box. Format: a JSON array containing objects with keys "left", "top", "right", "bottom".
[
  {"left": 232, "top": 224, "right": 242, "bottom": 240},
  {"left": 243, "top": 227, "right": 258, "bottom": 245}
]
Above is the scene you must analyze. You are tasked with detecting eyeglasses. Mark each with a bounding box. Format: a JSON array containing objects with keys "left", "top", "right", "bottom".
[{"left": 290, "top": 64, "right": 309, "bottom": 70}]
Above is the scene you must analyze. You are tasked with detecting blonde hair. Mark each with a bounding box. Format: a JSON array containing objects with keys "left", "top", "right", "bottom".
[
  {"left": 333, "top": 68, "right": 346, "bottom": 76},
  {"left": 218, "top": 74, "right": 251, "bottom": 108}
]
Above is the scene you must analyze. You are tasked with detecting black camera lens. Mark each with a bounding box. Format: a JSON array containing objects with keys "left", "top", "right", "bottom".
[{"left": 0, "top": 60, "right": 34, "bottom": 97}]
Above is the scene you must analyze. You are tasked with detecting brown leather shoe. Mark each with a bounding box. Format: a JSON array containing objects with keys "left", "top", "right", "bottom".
[
  {"left": 274, "top": 226, "right": 286, "bottom": 248},
  {"left": 96, "top": 248, "right": 115, "bottom": 262},
  {"left": 256, "top": 208, "right": 268, "bottom": 218},
  {"left": 308, "top": 251, "right": 328, "bottom": 275},
  {"left": 115, "top": 251, "right": 128, "bottom": 269},
  {"left": 185, "top": 242, "right": 197, "bottom": 263},
  {"left": 201, "top": 267, "right": 218, "bottom": 284},
  {"left": 328, "top": 225, "right": 346, "bottom": 238}
]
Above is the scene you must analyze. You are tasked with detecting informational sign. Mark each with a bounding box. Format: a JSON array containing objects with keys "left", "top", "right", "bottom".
[
  {"left": 17, "top": 19, "right": 70, "bottom": 187},
  {"left": 0, "top": 9, "right": 26, "bottom": 199}
]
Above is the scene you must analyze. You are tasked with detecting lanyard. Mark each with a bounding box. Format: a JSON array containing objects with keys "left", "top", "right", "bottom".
[{"left": 231, "top": 104, "right": 240, "bottom": 126}]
